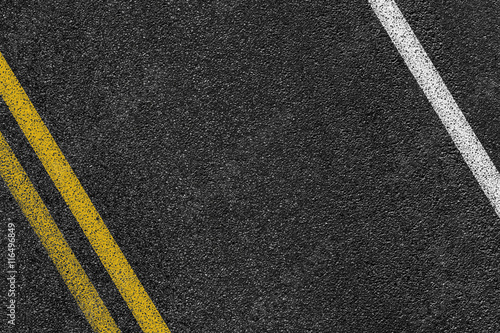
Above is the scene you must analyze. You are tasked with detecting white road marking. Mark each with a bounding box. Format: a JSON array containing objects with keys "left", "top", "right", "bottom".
[{"left": 369, "top": 0, "right": 500, "bottom": 218}]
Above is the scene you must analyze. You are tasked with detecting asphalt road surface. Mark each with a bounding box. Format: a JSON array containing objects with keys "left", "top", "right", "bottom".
[{"left": 2, "top": 1, "right": 500, "bottom": 332}]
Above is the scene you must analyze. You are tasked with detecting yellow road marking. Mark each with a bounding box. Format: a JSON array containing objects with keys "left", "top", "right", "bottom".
[
  {"left": 0, "top": 53, "right": 170, "bottom": 333},
  {"left": 0, "top": 131, "right": 120, "bottom": 333}
]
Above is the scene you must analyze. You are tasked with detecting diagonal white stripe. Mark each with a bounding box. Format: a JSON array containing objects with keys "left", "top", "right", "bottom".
[{"left": 370, "top": 0, "right": 500, "bottom": 218}]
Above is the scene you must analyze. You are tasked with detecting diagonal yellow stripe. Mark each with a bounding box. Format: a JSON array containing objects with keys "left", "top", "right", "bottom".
[
  {"left": 0, "top": 131, "right": 120, "bottom": 333},
  {"left": 0, "top": 53, "right": 170, "bottom": 333}
]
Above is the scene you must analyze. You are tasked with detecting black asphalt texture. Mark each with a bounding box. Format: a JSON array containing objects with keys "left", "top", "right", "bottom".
[{"left": 1, "top": 1, "right": 500, "bottom": 332}]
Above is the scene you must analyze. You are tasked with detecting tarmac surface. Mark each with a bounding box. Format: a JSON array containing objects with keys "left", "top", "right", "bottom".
[{"left": 2, "top": 1, "right": 500, "bottom": 332}]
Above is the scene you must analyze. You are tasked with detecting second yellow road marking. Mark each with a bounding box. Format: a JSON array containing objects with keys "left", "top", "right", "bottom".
[{"left": 0, "top": 131, "right": 120, "bottom": 333}]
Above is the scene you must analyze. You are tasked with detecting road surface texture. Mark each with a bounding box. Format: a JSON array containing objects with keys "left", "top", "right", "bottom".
[{"left": 1, "top": 0, "right": 500, "bottom": 332}]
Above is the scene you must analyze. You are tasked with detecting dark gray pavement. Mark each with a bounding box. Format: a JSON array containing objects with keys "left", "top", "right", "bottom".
[{"left": 2, "top": 1, "right": 500, "bottom": 332}]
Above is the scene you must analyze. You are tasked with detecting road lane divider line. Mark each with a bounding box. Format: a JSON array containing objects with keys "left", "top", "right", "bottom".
[
  {"left": 370, "top": 0, "right": 500, "bottom": 218},
  {"left": 0, "top": 130, "right": 120, "bottom": 333},
  {"left": 0, "top": 53, "right": 170, "bottom": 333}
]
